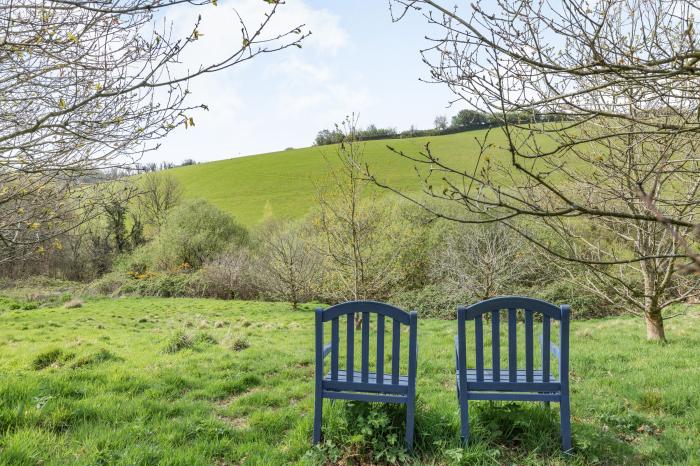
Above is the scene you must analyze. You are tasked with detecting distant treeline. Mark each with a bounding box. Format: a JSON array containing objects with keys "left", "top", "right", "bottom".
[{"left": 313, "top": 109, "right": 560, "bottom": 146}]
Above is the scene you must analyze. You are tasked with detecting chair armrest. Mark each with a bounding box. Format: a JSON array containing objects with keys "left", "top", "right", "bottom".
[
  {"left": 454, "top": 335, "right": 459, "bottom": 362},
  {"left": 538, "top": 335, "right": 561, "bottom": 361},
  {"left": 322, "top": 342, "right": 332, "bottom": 359}
]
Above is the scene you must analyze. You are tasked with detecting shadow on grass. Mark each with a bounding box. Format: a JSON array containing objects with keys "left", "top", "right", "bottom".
[{"left": 313, "top": 400, "right": 656, "bottom": 464}]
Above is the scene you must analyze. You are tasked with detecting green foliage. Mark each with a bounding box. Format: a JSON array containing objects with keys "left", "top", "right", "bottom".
[
  {"left": 0, "top": 297, "right": 697, "bottom": 464},
  {"left": 390, "top": 284, "right": 468, "bottom": 319},
  {"left": 0, "top": 296, "right": 39, "bottom": 312},
  {"left": 534, "top": 280, "right": 618, "bottom": 319},
  {"left": 307, "top": 402, "right": 410, "bottom": 464},
  {"left": 149, "top": 199, "right": 248, "bottom": 270},
  {"left": 122, "top": 271, "right": 205, "bottom": 298}
]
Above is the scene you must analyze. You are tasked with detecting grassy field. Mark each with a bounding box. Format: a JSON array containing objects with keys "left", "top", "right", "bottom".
[
  {"left": 169, "top": 131, "right": 489, "bottom": 226},
  {"left": 0, "top": 297, "right": 698, "bottom": 465}
]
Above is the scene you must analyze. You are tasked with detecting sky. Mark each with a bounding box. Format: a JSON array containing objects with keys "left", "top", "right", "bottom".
[{"left": 149, "top": 0, "right": 456, "bottom": 164}]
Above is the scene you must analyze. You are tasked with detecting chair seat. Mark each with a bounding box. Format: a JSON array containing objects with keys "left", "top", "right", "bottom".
[
  {"left": 324, "top": 370, "right": 409, "bottom": 386},
  {"left": 458, "top": 368, "right": 559, "bottom": 384}
]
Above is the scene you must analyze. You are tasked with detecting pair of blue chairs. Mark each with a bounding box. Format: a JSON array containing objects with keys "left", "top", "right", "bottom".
[{"left": 312, "top": 296, "right": 571, "bottom": 452}]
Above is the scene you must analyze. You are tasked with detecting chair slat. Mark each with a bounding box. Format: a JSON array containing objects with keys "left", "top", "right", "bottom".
[
  {"left": 331, "top": 317, "right": 339, "bottom": 380},
  {"left": 508, "top": 308, "right": 517, "bottom": 382},
  {"left": 392, "top": 318, "right": 400, "bottom": 384},
  {"left": 475, "top": 315, "right": 484, "bottom": 381},
  {"left": 491, "top": 310, "right": 500, "bottom": 381},
  {"left": 542, "top": 315, "right": 550, "bottom": 382},
  {"left": 376, "top": 314, "right": 385, "bottom": 383},
  {"left": 346, "top": 313, "right": 354, "bottom": 382},
  {"left": 361, "top": 312, "right": 370, "bottom": 383},
  {"left": 525, "top": 310, "right": 533, "bottom": 382}
]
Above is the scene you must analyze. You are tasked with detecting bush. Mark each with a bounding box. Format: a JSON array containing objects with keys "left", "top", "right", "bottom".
[
  {"left": 254, "top": 219, "right": 320, "bottom": 309},
  {"left": 120, "top": 271, "right": 205, "bottom": 298},
  {"left": 532, "top": 280, "right": 619, "bottom": 319},
  {"left": 390, "top": 284, "right": 469, "bottom": 319},
  {"left": 150, "top": 199, "right": 249, "bottom": 270},
  {"left": 83, "top": 271, "right": 128, "bottom": 297},
  {"left": 201, "top": 248, "right": 257, "bottom": 300}
]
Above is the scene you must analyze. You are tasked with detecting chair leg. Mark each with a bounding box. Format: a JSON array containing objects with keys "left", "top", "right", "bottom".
[
  {"left": 459, "top": 392, "right": 470, "bottom": 445},
  {"left": 405, "top": 398, "right": 415, "bottom": 451},
  {"left": 560, "top": 394, "right": 572, "bottom": 451},
  {"left": 544, "top": 401, "right": 550, "bottom": 409},
  {"left": 312, "top": 392, "right": 323, "bottom": 444}
]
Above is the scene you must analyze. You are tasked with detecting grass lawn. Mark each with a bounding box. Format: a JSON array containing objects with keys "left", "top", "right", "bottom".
[{"left": 0, "top": 297, "right": 698, "bottom": 465}]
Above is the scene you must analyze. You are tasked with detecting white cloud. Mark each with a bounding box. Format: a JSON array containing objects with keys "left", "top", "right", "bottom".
[{"left": 148, "top": 0, "right": 363, "bottom": 163}]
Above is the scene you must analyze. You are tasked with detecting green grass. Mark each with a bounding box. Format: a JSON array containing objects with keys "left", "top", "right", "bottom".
[
  {"left": 169, "top": 131, "right": 490, "bottom": 225},
  {"left": 1, "top": 297, "right": 698, "bottom": 464}
]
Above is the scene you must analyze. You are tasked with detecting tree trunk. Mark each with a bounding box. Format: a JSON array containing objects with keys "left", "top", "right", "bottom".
[{"left": 644, "top": 311, "right": 666, "bottom": 342}]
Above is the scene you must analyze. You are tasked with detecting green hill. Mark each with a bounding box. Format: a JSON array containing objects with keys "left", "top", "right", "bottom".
[{"left": 168, "top": 130, "right": 489, "bottom": 225}]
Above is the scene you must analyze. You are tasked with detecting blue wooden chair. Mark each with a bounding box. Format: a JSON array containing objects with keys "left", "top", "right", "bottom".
[
  {"left": 313, "top": 301, "right": 418, "bottom": 450},
  {"left": 455, "top": 296, "right": 571, "bottom": 451}
]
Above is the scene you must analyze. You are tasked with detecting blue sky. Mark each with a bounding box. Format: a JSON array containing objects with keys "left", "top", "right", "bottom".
[{"left": 150, "top": 0, "right": 456, "bottom": 164}]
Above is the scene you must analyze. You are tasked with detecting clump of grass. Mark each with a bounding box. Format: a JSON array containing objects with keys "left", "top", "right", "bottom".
[
  {"left": 221, "top": 333, "right": 249, "bottom": 352},
  {"left": 164, "top": 330, "right": 194, "bottom": 353},
  {"left": 71, "top": 348, "right": 118, "bottom": 368},
  {"left": 194, "top": 331, "right": 217, "bottom": 345},
  {"left": 164, "top": 330, "right": 217, "bottom": 353},
  {"left": 197, "top": 319, "right": 210, "bottom": 329},
  {"left": 231, "top": 337, "right": 249, "bottom": 351},
  {"left": 32, "top": 348, "right": 74, "bottom": 370},
  {"left": 64, "top": 298, "right": 84, "bottom": 309}
]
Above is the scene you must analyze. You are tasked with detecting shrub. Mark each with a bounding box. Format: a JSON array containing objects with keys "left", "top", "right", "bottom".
[
  {"left": 201, "top": 248, "right": 257, "bottom": 299},
  {"left": 150, "top": 199, "right": 249, "bottom": 270},
  {"left": 390, "top": 284, "right": 469, "bottom": 319},
  {"left": 533, "top": 280, "right": 619, "bottom": 319},
  {"left": 120, "top": 271, "right": 206, "bottom": 298},
  {"left": 254, "top": 219, "right": 320, "bottom": 309},
  {"left": 83, "top": 272, "right": 128, "bottom": 297}
]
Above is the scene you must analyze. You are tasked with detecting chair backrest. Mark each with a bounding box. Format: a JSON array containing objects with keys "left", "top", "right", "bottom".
[
  {"left": 457, "top": 296, "right": 569, "bottom": 383},
  {"left": 316, "top": 301, "right": 417, "bottom": 386}
]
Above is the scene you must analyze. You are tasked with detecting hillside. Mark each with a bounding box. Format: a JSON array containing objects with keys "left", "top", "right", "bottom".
[{"left": 168, "top": 130, "right": 489, "bottom": 225}]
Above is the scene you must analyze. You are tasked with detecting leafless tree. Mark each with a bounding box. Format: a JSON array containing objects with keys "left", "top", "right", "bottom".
[
  {"left": 434, "top": 115, "right": 448, "bottom": 130},
  {"left": 137, "top": 172, "right": 183, "bottom": 235},
  {"left": 202, "top": 248, "right": 255, "bottom": 300},
  {"left": 431, "top": 222, "right": 530, "bottom": 301},
  {"left": 315, "top": 116, "right": 405, "bottom": 305},
  {"left": 0, "top": 0, "right": 308, "bottom": 262},
  {"left": 255, "top": 219, "right": 320, "bottom": 309},
  {"left": 377, "top": 0, "right": 700, "bottom": 340}
]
